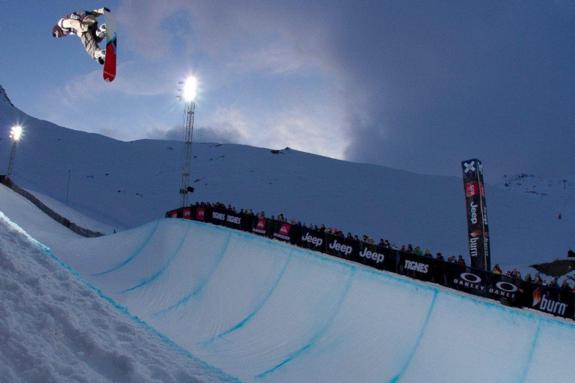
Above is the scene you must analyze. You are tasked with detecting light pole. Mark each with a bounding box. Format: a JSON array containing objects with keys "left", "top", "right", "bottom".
[
  {"left": 7, "top": 125, "right": 23, "bottom": 176},
  {"left": 178, "top": 76, "right": 198, "bottom": 208}
]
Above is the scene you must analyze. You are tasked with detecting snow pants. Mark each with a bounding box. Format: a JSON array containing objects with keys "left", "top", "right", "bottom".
[{"left": 79, "top": 29, "right": 104, "bottom": 61}]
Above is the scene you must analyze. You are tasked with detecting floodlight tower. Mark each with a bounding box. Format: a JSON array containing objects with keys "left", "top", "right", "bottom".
[
  {"left": 7, "top": 125, "right": 23, "bottom": 176},
  {"left": 178, "top": 76, "right": 198, "bottom": 207}
]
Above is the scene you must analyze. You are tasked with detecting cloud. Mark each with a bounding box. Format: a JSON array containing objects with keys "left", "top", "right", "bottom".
[
  {"left": 146, "top": 105, "right": 249, "bottom": 144},
  {"left": 107, "top": 0, "right": 575, "bottom": 179},
  {"left": 115, "top": 1, "right": 191, "bottom": 59},
  {"left": 152, "top": 123, "right": 246, "bottom": 145},
  {"left": 325, "top": 1, "right": 575, "bottom": 178}
]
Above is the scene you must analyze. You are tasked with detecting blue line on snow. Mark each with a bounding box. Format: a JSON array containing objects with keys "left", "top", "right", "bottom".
[
  {"left": 517, "top": 321, "right": 542, "bottom": 383},
  {"left": 119, "top": 223, "right": 192, "bottom": 294},
  {"left": 205, "top": 252, "right": 293, "bottom": 344},
  {"left": 389, "top": 290, "right": 438, "bottom": 383},
  {"left": 91, "top": 219, "right": 161, "bottom": 277},
  {"left": 255, "top": 267, "right": 356, "bottom": 380},
  {"left": 152, "top": 233, "right": 232, "bottom": 317}
]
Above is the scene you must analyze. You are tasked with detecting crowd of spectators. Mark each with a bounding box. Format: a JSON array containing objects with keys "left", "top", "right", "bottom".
[{"left": 191, "top": 201, "right": 575, "bottom": 291}]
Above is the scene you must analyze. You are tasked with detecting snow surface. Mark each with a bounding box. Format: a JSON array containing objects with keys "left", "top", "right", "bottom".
[
  {"left": 51, "top": 218, "right": 575, "bottom": 383},
  {"left": 0, "top": 212, "right": 237, "bottom": 383},
  {"left": 1, "top": 86, "right": 574, "bottom": 266}
]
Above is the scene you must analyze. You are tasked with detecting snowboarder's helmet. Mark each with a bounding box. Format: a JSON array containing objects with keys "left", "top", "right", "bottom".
[{"left": 52, "top": 25, "right": 64, "bottom": 38}]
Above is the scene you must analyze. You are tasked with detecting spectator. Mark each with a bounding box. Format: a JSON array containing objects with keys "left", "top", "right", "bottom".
[
  {"left": 492, "top": 264, "right": 502, "bottom": 274},
  {"left": 457, "top": 255, "right": 466, "bottom": 266},
  {"left": 549, "top": 277, "right": 559, "bottom": 289},
  {"left": 435, "top": 252, "right": 444, "bottom": 262},
  {"left": 534, "top": 274, "right": 544, "bottom": 285}
]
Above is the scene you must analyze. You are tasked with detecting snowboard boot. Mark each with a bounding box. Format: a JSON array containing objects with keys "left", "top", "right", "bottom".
[{"left": 94, "top": 49, "right": 106, "bottom": 65}]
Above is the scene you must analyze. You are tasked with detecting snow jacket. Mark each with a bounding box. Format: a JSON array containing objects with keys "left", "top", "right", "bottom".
[{"left": 56, "top": 8, "right": 107, "bottom": 37}]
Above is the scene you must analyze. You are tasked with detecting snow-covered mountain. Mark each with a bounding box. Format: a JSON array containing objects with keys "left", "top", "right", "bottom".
[
  {"left": 497, "top": 173, "right": 575, "bottom": 219},
  {"left": 1, "top": 84, "right": 573, "bottom": 266}
]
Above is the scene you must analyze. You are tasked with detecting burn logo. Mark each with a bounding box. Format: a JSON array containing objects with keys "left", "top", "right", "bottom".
[{"left": 532, "top": 288, "right": 567, "bottom": 317}]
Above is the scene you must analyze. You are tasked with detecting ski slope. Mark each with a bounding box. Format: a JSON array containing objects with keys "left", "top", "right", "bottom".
[{"left": 52, "top": 218, "right": 575, "bottom": 383}]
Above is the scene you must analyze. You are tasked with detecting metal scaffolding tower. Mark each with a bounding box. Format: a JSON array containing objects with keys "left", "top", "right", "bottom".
[{"left": 179, "top": 102, "right": 195, "bottom": 207}]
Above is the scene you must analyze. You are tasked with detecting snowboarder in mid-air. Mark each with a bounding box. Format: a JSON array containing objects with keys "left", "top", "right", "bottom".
[{"left": 52, "top": 7, "right": 110, "bottom": 65}]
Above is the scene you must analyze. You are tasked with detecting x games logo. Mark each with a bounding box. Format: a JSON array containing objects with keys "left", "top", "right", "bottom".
[{"left": 463, "top": 160, "right": 483, "bottom": 175}]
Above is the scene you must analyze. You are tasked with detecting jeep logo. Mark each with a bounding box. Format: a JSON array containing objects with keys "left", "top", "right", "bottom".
[
  {"left": 359, "top": 248, "right": 385, "bottom": 264},
  {"left": 329, "top": 240, "right": 353, "bottom": 256},
  {"left": 301, "top": 232, "right": 323, "bottom": 247},
  {"left": 470, "top": 201, "right": 479, "bottom": 224}
]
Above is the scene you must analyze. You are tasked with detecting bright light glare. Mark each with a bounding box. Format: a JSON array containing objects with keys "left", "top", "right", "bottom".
[
  {"left": 182, "top": 76, "right": 198, "bottom": 102},
  {"left": 10, "top": 125, "right": 22, "bottom": 142}
]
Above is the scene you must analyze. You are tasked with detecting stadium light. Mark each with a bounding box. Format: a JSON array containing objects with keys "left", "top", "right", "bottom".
[
  {"left": 9, "top": 125, "right": 22, "bottom": 142},
  {"left": 7, "top": 124, "right": 23, "bottom": 176},
  {"left": 177, "top": 75, "right": 199, "bottom": 207},
  {"left": 182, "top": 75, "right": 198, "bottom": 102}
]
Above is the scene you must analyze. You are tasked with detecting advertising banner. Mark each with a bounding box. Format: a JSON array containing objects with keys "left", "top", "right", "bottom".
[
  {"left": 211, "top": 209, "right": 227, "bottom": 224},
  {"left": 355, "top": 243, "right": 393, "bottom": 271},
  {"left": 273, "top": 222, "right": 292, "bottom": 242},
  {"left": 529, "top": 286, "right": 575, "bottom": 320},
  {"left": 397, "top": 252, "right": 436, "bottom": 282},
  {"left": 324, "top": 234, "right": 358, "bottom": 260},
  {"left": 182, "top": 207, "right": 192, "bottom": 220},
  {"left": 444, "top": 263, "right": 488, "bottom": 296},
  {"left": 225, "top": 213, "right": 242, "bottom": 229},
  {"left": 195, "top": 207, "right": 206, "bottom": 221},
  {"left": 299, "top": 228, "right": 326, "bottom": 252},
  {"left": 486, "top": 274, "right": 521, "bottom": 304},
  {"left": 252, "top": 216, "right": 268, "bottom": 235},
  {"left": 462, "top": 159, "right": 491, "bottom": 271}
]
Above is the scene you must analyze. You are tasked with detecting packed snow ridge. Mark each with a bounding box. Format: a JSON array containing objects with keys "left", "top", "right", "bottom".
[{"left": 0, "top": 212, "right": 236, "bottom": 383}]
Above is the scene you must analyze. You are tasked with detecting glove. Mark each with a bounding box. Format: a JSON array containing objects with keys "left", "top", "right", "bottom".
[{"left": 93, "top": 7, "right": 111, "bottom": 15}]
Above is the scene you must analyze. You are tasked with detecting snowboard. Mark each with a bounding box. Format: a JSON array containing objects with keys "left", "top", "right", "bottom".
[{"left": 103, "top": 9, "right": 117, "bottom": 82}]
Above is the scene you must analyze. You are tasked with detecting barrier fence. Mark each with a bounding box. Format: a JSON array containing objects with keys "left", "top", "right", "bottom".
[{"left": 167, "top": 204, "right": 575, "bottom": 321}]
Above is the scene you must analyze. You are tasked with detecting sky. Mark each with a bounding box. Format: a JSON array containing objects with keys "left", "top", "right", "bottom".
[{"left": 1, "top": 0, "right": 574, "bottom": 180}]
